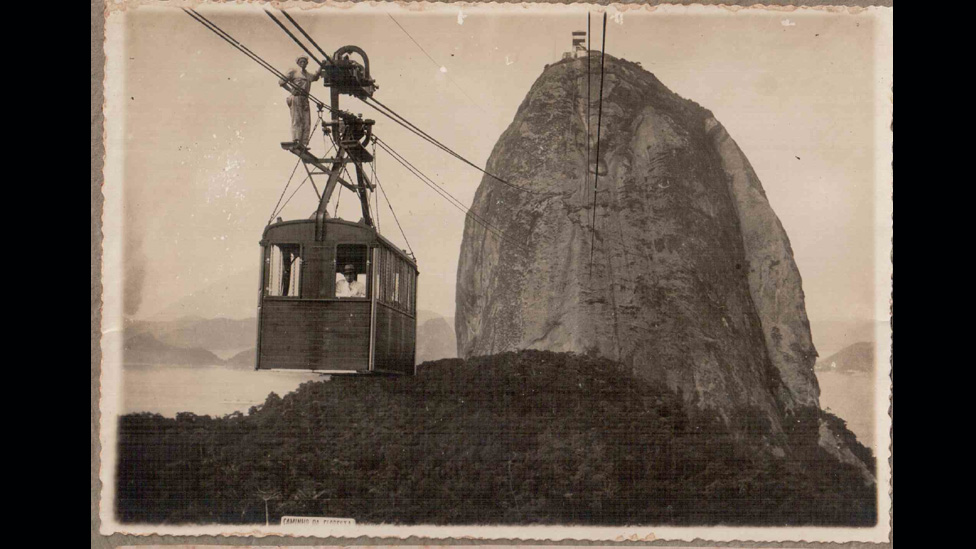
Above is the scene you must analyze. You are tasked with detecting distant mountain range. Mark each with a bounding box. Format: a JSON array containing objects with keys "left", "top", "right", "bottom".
[
  {"left": 225, "top": 347, "right": 256, "bottom": 369},
  {"left": 123, "top": 316, "right": 256, "bottom": 369},
  {"left": 124, "top": 309, "right": 457, "bottom": 369},
  {"left": 416, "top": 314, "right": 457, "bottom": 365},
  {"left": 815, "top": 341, "right": 874, "bottom": 374},
  {"left": 809, "top": 319, "right": 887, "bottom": 359},
  {"left": 123, "top": 332, "right": 228, "bottom": 368},
  {"left": 126, "top": 316, "right": 257, "bottom": 351},
  {"left": 126, "top": 311, "right": 882, "bottom": 372},
  {"left": 148, "top": 268, "right": 259, "bottom": 321}
]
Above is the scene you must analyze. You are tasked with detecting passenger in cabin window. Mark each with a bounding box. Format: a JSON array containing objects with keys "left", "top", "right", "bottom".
[{"left": 335, "top": 264, "right": 366, "bottom": 298}]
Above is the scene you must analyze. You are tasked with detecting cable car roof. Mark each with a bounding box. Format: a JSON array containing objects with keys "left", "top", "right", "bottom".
[{"left": 262, "top": 217, "right": 418, "bottom": 269}]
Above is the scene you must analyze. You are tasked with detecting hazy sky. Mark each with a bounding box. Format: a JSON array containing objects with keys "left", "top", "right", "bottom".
[{"left": 120, "top": 3, "right": 886, "bottom": 322}]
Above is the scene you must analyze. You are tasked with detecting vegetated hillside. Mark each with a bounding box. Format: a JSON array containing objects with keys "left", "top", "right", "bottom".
[
  {"left": 123, "top": 333, "right": 225, "bottom": 367},
  {"left": 117, "top": 351, "right": 875, "bottom": 526},
  {"left": 815, "top": 341, "right": 875, "bottom": 373}
]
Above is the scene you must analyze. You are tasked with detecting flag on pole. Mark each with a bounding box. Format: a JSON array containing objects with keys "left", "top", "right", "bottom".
[{"left": 572, "top": 31, "right": 586, "bottom": 49}]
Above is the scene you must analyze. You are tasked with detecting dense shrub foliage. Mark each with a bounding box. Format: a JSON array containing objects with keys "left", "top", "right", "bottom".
[{"left": 117, "top": 351, "right": 876, "bottom": 525}]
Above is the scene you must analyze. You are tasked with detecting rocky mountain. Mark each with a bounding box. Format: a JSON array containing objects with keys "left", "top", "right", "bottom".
[
  {"left": 816, "top": 341, "right": 875, "bottom": 373},
  {"left": 123, "top": 332, "right": 225, "bottom": 367},
  {"left": 416, "top": 314, "right": 458, "bottom": 365},
  {"left": 455, "top": 54, "right": 868, "bottom": 475}
]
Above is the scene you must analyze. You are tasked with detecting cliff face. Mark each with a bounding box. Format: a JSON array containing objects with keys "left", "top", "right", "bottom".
[{"left": 456, "top": 55, "right": 821, "bottom": 428}]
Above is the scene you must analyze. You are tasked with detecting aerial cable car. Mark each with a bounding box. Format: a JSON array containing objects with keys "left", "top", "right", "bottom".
[{"left": 257, "top": 42, "right": 419, "bottom": 375}]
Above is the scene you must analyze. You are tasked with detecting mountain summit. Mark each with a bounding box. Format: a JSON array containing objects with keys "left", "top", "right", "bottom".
[{"left": 456, "top": 55, "right": 834, "bottom": 447}]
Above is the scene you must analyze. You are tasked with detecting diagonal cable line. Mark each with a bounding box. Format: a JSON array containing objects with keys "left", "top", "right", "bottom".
[
  {"left": 184, "top": 9, "right": 332, "bottom": 113},
  {"left": 375, "top": 138, "right": 529, "bottom": 251},
  {"left": 371, "top": 161, "right": 415, "bottom": 258},
  {"left": 386, "top": 13, "right": 485, "bottom": 112},
  {"left": 387, "top": 14, "right": 440, "bottom": 68},
  {"left": 185, "top": 7, "right": 536, "bottom": 202},
  {"left": 268, "top": 157, "right": 304, "bottom": 224},
  {"left": 274, "top": 173, "right": 313, "bottom": 218},
  {"left": 278, "top": 9, "right": 334, "bottom": 65},
  {"left": 363, "top": 97, "right": 540, "bottom": 194},
  {"left": 264, "top": 9, "right": 324, "bottom": 67}
]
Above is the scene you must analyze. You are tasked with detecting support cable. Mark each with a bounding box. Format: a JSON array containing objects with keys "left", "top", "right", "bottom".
[
  {"left": 269, "top": 118, "right": 321, "bottom": 223},
  {"left": 184, "top": 7, "right": 532, "bottom": 207},
  {"left": 386, "top": 13, "right": 484, "bottom": 112},
  {"left": 268, "top": 157, "right": 303, "bottom": 225},
  {"left": 375, "top": 138, "right": 529, "bottom": 251},
  {"left": 183, "top": 9, "right": 339, "bottom": 115},
  {"left": 588, "top": 13, "right": 608, "bottom": 277},
  {"left": 277, "top": 9, "right": 334, "bottom": 65},
  {"left": 372, "top": 167, "right": 415, "bottom": 258},
  {"left": 274, "top": 174, "right": 313, "bottom": 218},
  {"left": 371, "top": 141, "right": 380, "bottom": 234},
  {"left": 263, "top": 10, "right": 324, "bottom": 67},
  {"left": 300, "top": 117, "right": 323, "bottom": 199},
  {"left": 585, "top": 13, "right": 591, "bottom": 197},
  {"left": 302, "top": 161, "right": 321, "bottom": 200},
  {"left": 363, "top": 97, "right": 540, "bottom": 194}
]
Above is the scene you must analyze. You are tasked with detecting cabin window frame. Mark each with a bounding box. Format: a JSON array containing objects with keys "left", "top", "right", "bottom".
[
  {"left": 333, "top": 243, "right": 371, "bottom": 300},
  {"left": 374, "top": 246, "right": 417, "bottom": 316},
  {"left": 265, "top": 242, "right": 304, "bottom": 298}
]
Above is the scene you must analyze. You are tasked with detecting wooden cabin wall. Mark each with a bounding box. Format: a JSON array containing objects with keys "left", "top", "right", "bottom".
[
  {"left": 373, "top": 302, "right": 416, "bottom": 374},
  {"left": 301, "top": 244, "right": 333, "bottom": 298},
  {"left": 259, "top": 300, "right": 371, "bottom": 370}
]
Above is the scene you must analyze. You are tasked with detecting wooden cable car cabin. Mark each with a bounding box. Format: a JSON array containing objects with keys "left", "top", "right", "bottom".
[
  {"left": 255, "top": 43, "right": 418, "bottom": 375},
  {"left": 257, "top": 218, "right": 418, "bottom": 374}
]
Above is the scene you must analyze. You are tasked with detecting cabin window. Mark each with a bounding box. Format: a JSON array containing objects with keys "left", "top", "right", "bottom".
[
  {"left": 375, "top": 247, "right": 415, "bottom": 315},
  {"left": 267, "top": 244, "right": 302, "bottom": 297},
  {"left": 335, "top": 244, "right": 368, "bottom": 298}
]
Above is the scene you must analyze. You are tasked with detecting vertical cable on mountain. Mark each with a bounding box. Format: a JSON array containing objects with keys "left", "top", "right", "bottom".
[
  {"left": 584, "top": 13, "right": 591, "bottom": 198},
  {"left": 588, "top": 13, "right": 608, "bottom": 278}
]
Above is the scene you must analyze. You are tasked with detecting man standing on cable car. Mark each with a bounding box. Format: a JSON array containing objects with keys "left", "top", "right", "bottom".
[{"left": 278, "top": 55, "right": 321, "bottom": 147}]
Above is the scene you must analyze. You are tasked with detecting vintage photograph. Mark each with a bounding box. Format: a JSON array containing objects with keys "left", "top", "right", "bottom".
[{"left": 97, "top": 1, "right": 893, "bottom": 542}]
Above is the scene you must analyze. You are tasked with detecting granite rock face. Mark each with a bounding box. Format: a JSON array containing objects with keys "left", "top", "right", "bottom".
[{"left": 456, "top": 55, "right": 825, "bottom": 432}]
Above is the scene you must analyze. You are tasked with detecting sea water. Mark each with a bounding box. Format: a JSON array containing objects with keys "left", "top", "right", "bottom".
[
  {"left": 122, "top": 365, "right": 322, "bottom": 418},
  {"left": 816, "top": 370, "right": 875, "bottom": 450}
]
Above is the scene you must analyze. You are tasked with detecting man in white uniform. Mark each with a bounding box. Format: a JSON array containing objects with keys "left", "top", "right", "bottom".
[
  {"left": 278, "top": 55, "right": 321, "bottom": 147},
  {"left": 336, "top": 264, "right": 366, "bottom": 298}
]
